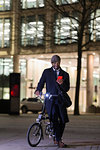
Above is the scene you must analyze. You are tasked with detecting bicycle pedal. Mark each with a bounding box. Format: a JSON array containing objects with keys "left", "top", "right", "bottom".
[
  {"left": 49, "top": 135, "right": 52, "bottom": 139},
  {"left": 36, "top": 118, "right": 40, "bottom": 122}
]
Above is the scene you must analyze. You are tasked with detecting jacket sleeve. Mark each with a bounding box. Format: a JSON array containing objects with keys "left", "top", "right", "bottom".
[
  {"left": 59, "top": 73, "right": 70, "bottom": 92},
  {"left": 36, "top": 70, "right": 46, "bottom": 92}
]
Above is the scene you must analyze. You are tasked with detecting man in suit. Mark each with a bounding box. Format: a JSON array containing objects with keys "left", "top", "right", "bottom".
[{"left": 35, "top": 55, "right": 70, "bottom": 148}]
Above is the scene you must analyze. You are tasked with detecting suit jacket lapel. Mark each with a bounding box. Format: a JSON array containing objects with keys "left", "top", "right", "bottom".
[
  {"left": 59, "top": 68, "right": 63, "bottom": 76},
  {"left": 50, "top": 67, "right": 57, "bottom": 81}
]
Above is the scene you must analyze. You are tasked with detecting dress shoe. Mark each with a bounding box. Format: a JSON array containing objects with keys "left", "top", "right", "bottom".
[
  {"left": 53, "top": 137, "right": 58, "bottom": 145},
  {"left": 54, "top": 140, "right": 58, "bottom": 145},
  {"left": 58, "top": 141, "right": 67, "bottom": 148}
]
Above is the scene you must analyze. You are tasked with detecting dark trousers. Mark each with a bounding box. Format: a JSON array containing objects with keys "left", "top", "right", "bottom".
[{"left": 51, "top": 104, "right": 65, "bottom": 142}]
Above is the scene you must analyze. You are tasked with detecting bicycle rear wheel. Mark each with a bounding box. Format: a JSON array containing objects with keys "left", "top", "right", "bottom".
[{"left": 27, "top": 123, "right": 42, "bottom": 147}]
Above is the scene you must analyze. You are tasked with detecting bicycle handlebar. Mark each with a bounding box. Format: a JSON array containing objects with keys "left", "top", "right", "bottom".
[{"left": 39, "top": 92, "right": 58, "bottom": 100}]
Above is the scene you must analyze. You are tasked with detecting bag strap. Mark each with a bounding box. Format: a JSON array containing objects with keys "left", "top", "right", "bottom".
[{"left": 55, "top": 82, "right": 63, "bottom": 95}]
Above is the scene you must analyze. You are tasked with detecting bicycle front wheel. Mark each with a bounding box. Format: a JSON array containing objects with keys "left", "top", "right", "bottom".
[{"left": 27, "top": 123, "right": 42, "bottom": 147}]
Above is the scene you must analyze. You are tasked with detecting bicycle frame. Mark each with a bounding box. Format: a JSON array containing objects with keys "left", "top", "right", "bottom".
[{"left": 27, "top": 93, "right": 58, "bottom": 147}]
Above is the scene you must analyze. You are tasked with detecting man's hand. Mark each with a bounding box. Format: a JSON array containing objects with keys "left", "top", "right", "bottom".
[
  {"left": 56, "top": 79, "right": 63, "bottom": 85},
  {"left": 34, "top": 90, "right": 40, "bottom": 96}
]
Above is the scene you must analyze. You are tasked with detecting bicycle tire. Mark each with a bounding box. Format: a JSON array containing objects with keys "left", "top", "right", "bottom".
[
  {"left": 27, "top": 123, "right": 42, "bottom": 147},
  {"left": 45, "top": 123, "right": 50, "bottom": 135}
]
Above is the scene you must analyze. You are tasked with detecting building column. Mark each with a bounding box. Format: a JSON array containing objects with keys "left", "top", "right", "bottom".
[
  {"left": 11, "top": 0, "right": 20, "bottom": 55},
  {"left": 13, "top": 55, "right": 19, "bottom": 73},
  {"left": 11, "top": 0, "right": 21, "bottom": 73},
  {"left": 86, "top": 54, "right": 94, "bottom": 111},
  {"left": 98, "top": 54, "right": 100, "bottom": 106},
  {"left": 45, "top": 1, "right": 53, "bottom": 53}
]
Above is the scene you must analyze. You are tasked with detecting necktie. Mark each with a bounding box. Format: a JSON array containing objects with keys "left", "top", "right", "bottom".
[{"left": 54, "top": 70, "right": 57, "bottom": 80}]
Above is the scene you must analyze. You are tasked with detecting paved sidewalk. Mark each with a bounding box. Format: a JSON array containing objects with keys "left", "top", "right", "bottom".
[{"left": 0, "top": 113, "right": 100, "bottom": 150}]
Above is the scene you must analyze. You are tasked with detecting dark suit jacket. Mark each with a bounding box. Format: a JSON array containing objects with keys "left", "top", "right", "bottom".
[{"left": 36, "top": 67, "right": 70, "bottom": 123}]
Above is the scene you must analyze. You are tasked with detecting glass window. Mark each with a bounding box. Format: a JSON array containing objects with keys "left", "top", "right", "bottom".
[
  {"left": 54, "top": 14, "right": 78, "bottom": 44},
  {"left": 90, "top": 9, "right": 100, "bottom": 41},
  {"left": 0, "top": 58, "right": 13, "bottom": 99},
  {"left": 0, "top": 18, "right": 11, "bottom": 48},
  {"left": 0, "top": 0, "right": 11, "bottom": 11},
  {"left": 56, "top": 0, "right": 78, "bottom": 5},
  {"left": 19, "top": 59, "right": 27, "bottom": 100},
  {"left": 21, "top": 15, "right": 44, "bottom": 46},
  {"left": 0, "top": 58, "right": 27, "bottom": 99},
  {"left": 19, "top": 59, "right": 26, "bottom": 77},
  {"left": 0, "top": 58, "right": 13, "bottom": 76},
  {"left": 21, "top": 0, "right": 44, "bottom": 9}
]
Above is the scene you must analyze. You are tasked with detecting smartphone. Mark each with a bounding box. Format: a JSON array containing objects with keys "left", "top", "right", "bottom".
[{"left": 57, "top": 76, "right": 63, "bottom": 80}]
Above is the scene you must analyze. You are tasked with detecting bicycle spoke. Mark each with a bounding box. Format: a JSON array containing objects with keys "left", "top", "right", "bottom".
[{"left": 27, "top": 123, "right": 42, "bottom": 147}]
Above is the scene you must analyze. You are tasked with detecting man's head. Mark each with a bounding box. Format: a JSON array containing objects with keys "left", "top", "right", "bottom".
[{"left": 51, "top": 55, "right": 61, "bottom": 70}]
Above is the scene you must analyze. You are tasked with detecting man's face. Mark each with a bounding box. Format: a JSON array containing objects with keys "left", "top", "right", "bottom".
[{"left": 52, "top": 61, "right": 60, "bottom": 70}]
